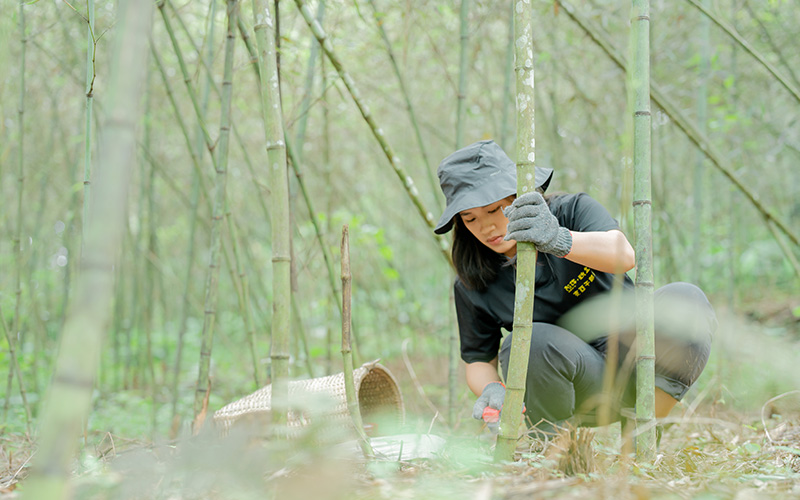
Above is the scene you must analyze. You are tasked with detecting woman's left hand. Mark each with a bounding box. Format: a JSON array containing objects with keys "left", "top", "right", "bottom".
[{"left": 503, "top": 192, "right": 573, "bottom": 257}]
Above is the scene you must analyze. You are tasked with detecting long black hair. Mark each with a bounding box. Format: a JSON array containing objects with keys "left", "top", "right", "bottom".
[
  {"left": 451, "top": 215, "right": 506, "bottom": 291},
  {"left": 451, "top": 192, "right": 562, "bottom": 291}
]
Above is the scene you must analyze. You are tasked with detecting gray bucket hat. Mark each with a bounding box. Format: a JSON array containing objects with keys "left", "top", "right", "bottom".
[{"left": 434, "top": 140, "right": 553, "bottom": 235}]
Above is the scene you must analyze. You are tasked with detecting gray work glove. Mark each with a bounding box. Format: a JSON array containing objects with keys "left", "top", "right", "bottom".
[
  {"left": 503, "top": 192, "right": 573, "bottom": 257},
  {"left": 472, "top": 382, "right": 506, "bottom": 433}
]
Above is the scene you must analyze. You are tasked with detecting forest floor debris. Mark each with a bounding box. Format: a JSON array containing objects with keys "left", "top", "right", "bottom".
[{"left": 1, "top": 406, "right": 799, "bottom": 499}]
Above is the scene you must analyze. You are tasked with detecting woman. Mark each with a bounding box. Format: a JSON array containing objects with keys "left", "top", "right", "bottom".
[{"left": 434, "top": 140, "right": 717, "bottom": 432}]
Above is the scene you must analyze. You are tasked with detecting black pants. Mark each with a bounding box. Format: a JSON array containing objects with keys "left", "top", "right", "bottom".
[{"left": 498, "top": 282, "right": 717, "bottom": 428}]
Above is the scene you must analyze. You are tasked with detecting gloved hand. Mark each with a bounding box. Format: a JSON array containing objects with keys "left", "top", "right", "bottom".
[
  {"left": 472, "top": 382, "right": 506, "bottom": 432},
  {"left": 503, "top": 192, "right": 573, "bottom": 257}
]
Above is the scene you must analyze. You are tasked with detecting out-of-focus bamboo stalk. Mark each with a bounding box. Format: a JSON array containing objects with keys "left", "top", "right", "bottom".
[
  {"left": 499, "top": 1, "right": 514, "bottom": 152},
  {"left": 685, "top": 0, "right": 800, "bottom": 107},
  {"left": 691, "top": 0, "right": 710, "bottom": 285},
  {"left": 494, "top": 0, "right": 538, "bottom": 462},
  {"left": 631, "top": 0, "right": 656, "bottom": 461},
  {"left": 455, "top": 0, "right": 469, "bottom": 149},
  {"left": 1, "top": 303, "right": 31, "bottom": 433},
  {"left": 226, "top": 210, "right": 261, "bottom": 387},
  {"left": 193, "top": 0, "right": 238, "bottom": 427},
  {"left": 253, "top": 0, "right": 291, "bottom": 423},
  {"left": 292, "top": 0, "right": 452, "bottom": 267},
  {"left": 341, "top": 225, "right": 373, "bottom": 458},
  {"left": 367, "top": 0, "right": 441, "bottom": 210},
  {"left": 294, "top": 0, "right": 325, "bottom": 156},
  {"left": 555, "top": 0, "right": 799, "bottom": 250},
  {"left": 6, "top": 0, "right": 26, "bottom": 423},
  {"left": 143, "top": 72, "right": 158, "bottom": 434},
  {"left": 22, "top": 0, "right": 154, "bottom": 496}
]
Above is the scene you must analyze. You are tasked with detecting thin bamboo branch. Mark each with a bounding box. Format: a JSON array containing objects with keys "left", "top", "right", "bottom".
[
  {"left": 684, "top": 0, "right": 800, "bottom": 107},
  {"left": 82, "top": 0, "right": 96, "bottom": 250},
  {"left": 0, "top": 303, "right": 31, "bottom": 434},
  {"left": 555, "top": 0, "right": 799, "bottom": 251},
  {"left": 341, "top": 225, "right": 373, "bottom": 458},
  {"left": 142, "top": 72, "right": 158, "bottom": 435},
  {"left": 23, "top": 0, "right": 154, "bottom": 495},
  {"left": 631, "top": 0, "right": 656, "bottom": 461},
  {"left": 742, "top": 1, "right": 800, "bottom": 90},
  {"left": 367, "top": 0, "right": 441, "bottom": 210},
  {"left": 253, "top": 0, "right": 291, "bottom": 423},
  {"left": 193, "top": 0, "right": 238, "bottom": 427},
  {"left": 292, "top": 0, "right": 453, "bottom": 267},
  {"left": 495, "top": 0, "right": 538, "bottom": 463}
]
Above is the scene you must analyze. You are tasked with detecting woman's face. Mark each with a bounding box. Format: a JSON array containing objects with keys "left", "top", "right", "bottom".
[{"left": 459, "top": 195, "right": 517, "bottom": 257}]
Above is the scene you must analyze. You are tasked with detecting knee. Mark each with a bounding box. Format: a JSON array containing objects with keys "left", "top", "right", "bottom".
[{"left": 654, "top": 282, "right": 718, "bottom": 343}]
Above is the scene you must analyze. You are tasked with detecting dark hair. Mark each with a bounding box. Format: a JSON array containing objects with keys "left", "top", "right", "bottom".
[
  {"left": 452, "top": 215, "right": 506, "bottom": 291},
  {"left": 451, "top": 193, "right": 563, "bottom": 291}
]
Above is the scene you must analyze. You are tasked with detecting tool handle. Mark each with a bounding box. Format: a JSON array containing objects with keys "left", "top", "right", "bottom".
[{"left": 482, "top": 407, "right": 500, "bottom": 423}]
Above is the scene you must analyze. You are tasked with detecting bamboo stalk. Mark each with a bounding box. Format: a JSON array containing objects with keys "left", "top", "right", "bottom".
[
  {"left": 554, "top": 0, "right": 799, "bottom": 251},
  {"left": 294, "top": 0, "right": 326, "bottom": 156},
  {"left": 0, "top": 303, "right": 31, "bottom": 434},
  {"left": 742, "top": 1, "right": 800, "bottom": 90},
  {"left": 226, "top": 209, "right": 262, "bottom": 387},
  {"left": 499, "top": 1, "right": 514, "bottom": 152},
  {"left": 367, "top": 0, "right": 441, "bottom": 210},
  {"left": 6, "top": 0, "right": 26, "bottom": 423},
  {"left": 341, "top": 225, "right": 373, "bottom": 458},
  {"left": 631, "top": 0, "right": 656, "bottom": 461},
  {"left": 23, "top": 0, "right": 154, "bottom": 495},
  {"left": 455, "top": 0, "right": 469, "bottom": 148},
  {"left": 253, "top": 0, "right": 292, "bottom": 423},
  {"left": 691, "top": 0, "right": 710, "bottom": 285},
  {"left": 81, "top": 0, "right": 96, "bottom": 250},
  {"left": 193, "top": 0, "right": 238, "bottom": 426},
  {"left": 494, "top": 0, "right": 538, "bottom": 463},
  {"left": 292, "top": 0, "right": 452, "bottom": 267},
  {"left": 684, "top": 0, "right": 800, "bottom": 107},
  {"left": 143, "top": 71, "right": 158, "bottom": 435}
]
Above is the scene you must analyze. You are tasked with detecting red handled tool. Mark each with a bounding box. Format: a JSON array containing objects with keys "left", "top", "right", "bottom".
[{"left": 482, "top": 407, "right": 500, "bottom": 423}]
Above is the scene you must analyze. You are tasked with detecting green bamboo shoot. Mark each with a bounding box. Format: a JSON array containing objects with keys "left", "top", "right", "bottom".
[
  {"left": 341, "top": 225, "right": 373, "bottom": 458},
  {"left": 456, "top": 0, "right": 469, "bottom": 149}
]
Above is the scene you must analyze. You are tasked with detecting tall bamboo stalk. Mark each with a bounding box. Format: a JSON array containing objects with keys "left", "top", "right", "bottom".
[
  {"left": 294, "top": 0, "right": 325, "bottom": 156},
  {"left": 6, "top": 0, "right": 26, "bottom": 422},
  {"left": 292, "top": 0, "right": 452, "bottom": 267},
  {"left": 495, "top": 0, "right": 537, "bottom": 463},
  {"left": 367, "top": 0, "right": 441, "bottom": 210},
  {"left": 691, "top": 0, "right": 710, "bottom": 284},
  {"left": 23, "top": 0, "right": 153, "bottom": 496},
  {"left": 143, "top": 71, "right": 158, "bottom": 434},
  {"left": 226, "top": 210, "right": 262, "bottom": 386},
  {"left": 499, "top": 1, "right": 514, "bottom": 152},
  {"left": 82, "top": 0, "right": 96, "bottom": 249},
  {"left": 555, "top": 0, "right": 799, "bottom": 251},
  {"left": 631, "top": 0, "right": 656, "bottom": 461},
  {"left": 193, "top": 0, "right": 238, "bottom": 426},
  {"left": 455, "top": 0, "right": 470, "bottom": 148},
  {"left": 341, "top": 225, "right": 373, "bottom": 458},
  {"left": 253, "top": 0, "right": 291, "bottom": 422}
]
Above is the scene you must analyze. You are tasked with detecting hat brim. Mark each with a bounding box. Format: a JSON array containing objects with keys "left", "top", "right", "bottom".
[{"left": 434, "top": 166, "right": 553, "bottom": 235}]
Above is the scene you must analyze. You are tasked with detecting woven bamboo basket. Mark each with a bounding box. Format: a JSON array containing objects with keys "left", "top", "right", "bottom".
[{"left": 213, "top": 360, "right": 404, "bottom": 435}]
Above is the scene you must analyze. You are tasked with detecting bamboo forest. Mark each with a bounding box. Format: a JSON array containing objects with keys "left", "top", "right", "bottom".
[{"left": 1, "top": 0, "right": 799, "bottom": 498}]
